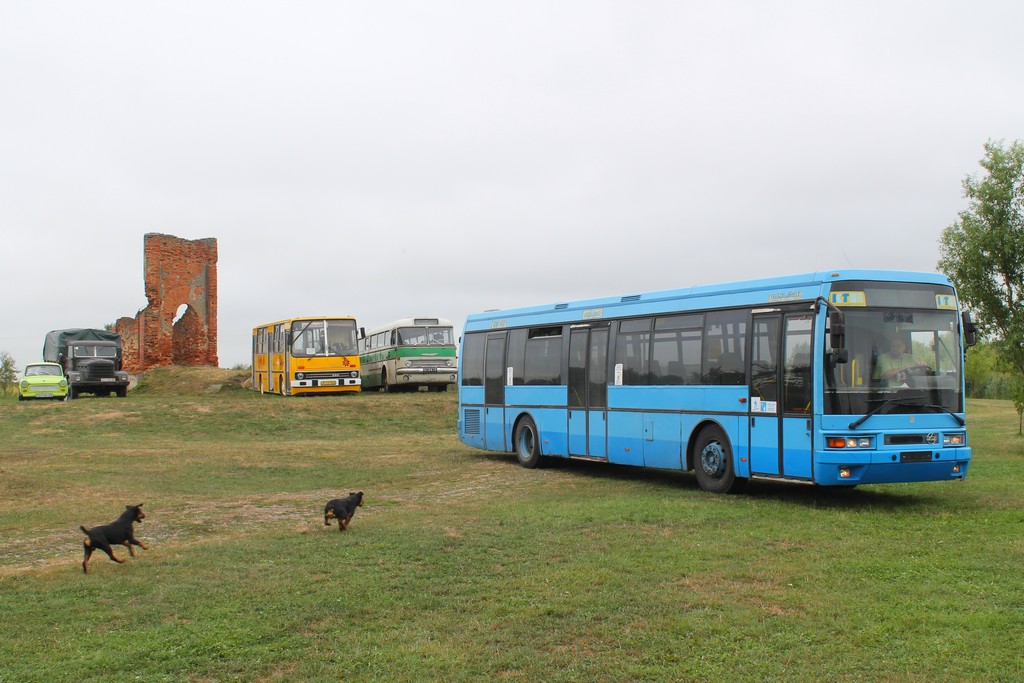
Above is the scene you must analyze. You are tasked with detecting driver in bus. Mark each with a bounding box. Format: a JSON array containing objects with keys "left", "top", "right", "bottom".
[{"left": 875, "top": 336, "right": 930, "bottom": 386}]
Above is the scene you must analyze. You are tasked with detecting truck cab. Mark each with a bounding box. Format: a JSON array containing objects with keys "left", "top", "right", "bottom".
[{"left": 43, "top": 329, "right": 130, "bottom": 399}]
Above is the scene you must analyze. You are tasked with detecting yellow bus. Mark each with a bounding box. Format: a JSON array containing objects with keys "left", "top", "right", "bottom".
[{"left": 252, "top": 317, "right": 362, "bottom": 395}]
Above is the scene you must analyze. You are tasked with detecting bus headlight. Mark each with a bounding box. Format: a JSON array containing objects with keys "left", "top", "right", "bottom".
[
  {"left": 839, "top": 467, "right": 852, "bottom": 479},
  {"left": 446, "top": 359, "right": 453, "bottom": 367},
  {"left": 826, "top": 437, "right": 873, "bottom": 449},
  {"left": 296, "top": 372, "right": 305, "bottom": 380},
  {"left": 943, "top": 432, "right": 965, "bottom": 446}
]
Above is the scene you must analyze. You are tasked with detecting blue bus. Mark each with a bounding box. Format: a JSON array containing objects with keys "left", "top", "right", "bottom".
[{"left": 456, "top": 270, "right": 976, "bottom": 493}]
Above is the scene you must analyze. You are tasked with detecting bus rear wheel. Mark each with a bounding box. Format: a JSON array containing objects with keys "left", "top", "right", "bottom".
[
  {"left": 693, "top": 424, "right": 744, "bottom": 494},
  {"left": 514, "top": 417, "right": 543, "bottom": 469}
]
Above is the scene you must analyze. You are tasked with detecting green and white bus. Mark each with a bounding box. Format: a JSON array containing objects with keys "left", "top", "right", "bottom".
[{"left": 358, "top": 317, "right": 458, "bottom": 392}]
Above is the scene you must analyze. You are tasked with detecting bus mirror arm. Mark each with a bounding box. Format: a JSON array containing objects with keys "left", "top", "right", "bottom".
[{"left": 815, "top": 297, "right": 848, "bottom": 364}]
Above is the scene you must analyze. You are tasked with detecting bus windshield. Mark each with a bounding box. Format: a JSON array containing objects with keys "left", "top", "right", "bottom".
[
  {"left": 397, "top": 326, "right": 454, "bottom": 346},
  {"left": 824, "top": 282, "right": 963, "bottom": 416},
  {"left": 291, "top": 319, "right": 359, "bottom": 357}
]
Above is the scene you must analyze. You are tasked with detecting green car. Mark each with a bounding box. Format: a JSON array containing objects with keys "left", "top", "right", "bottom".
[{"left": 19, "top": 362, "right": 69, "bottom": 401}]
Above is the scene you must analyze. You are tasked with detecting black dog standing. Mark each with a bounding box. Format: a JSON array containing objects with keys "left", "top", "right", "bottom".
[
  {"left": 323, "top": 492, "right": 363, "bottom": 532},
  {"left": 80, "top": 504, "right": 149, "bottom": 573}
]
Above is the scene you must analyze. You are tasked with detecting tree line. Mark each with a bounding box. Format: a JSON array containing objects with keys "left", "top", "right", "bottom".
[{"left": 939, "top": 139, "right": 1024, "bottom": 432}]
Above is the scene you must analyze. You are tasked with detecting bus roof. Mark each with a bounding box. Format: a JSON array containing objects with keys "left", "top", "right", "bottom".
[
  {"left": 362, "top": 317, "right": 454, "bottom": 337},
  {"left": 253, "top": 316, "right": 358, "bottom": 330},
  {"left": 463, "top": 269, "right": 955, "bottom": 332}
]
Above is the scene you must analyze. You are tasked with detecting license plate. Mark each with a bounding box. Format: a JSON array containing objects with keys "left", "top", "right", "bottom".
[
  {"left": 37, "top": 392, "right": 53, "bottom": 398},
  {"left": 319, "top": 380, "right": 338, "bottom": 386},
  {"left": 101, "top": 378, "right": 115, "bottom": 382},
  {"left": 422, "top": 368, "right": 438, "bottom": 373}
]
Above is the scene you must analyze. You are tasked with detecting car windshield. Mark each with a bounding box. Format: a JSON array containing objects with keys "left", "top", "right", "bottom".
[
  {"left": 291, "top": 319, "right": 358, "bottom": 357},
  {"left": 25, "top": 365, "right": 61, "bottom": 377},
  {"left": 824, "top": 281, "right": 963, "bottom": 416},
  {"left": 397, "top": 326, "right": 454, "bottom": 346}
]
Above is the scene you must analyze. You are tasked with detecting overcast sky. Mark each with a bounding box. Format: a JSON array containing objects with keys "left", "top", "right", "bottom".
[{"left": 2, "top": 2, "right": 1022, "bottom": 371}]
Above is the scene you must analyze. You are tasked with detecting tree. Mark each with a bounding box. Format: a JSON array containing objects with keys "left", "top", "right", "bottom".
[
  {"left": 0, "top": 352, "right": 17, "bottom": 396},
  {"left": 964, "top": 340, "right": 998, "bottom": 397},
  {"left": 938, "top": 140, "right": 1024, "bottom": 427},
  {"left": 1012, "top": 376, "right": 1024, "bottom": 435}
]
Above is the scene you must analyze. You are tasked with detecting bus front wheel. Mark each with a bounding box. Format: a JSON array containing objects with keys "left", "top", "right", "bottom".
[
  {"left": 514, "top": 417, "right": 543, "bottom": 469},
  {"left": 381, "top": 369, "right": 390, "bottom": 393},
  {"left": 693, "top": 425, "right": 744, "bottom": 494}
]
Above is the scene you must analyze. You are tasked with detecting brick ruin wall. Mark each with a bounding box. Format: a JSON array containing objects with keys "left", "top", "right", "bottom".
[{"left": 113, "top": 233, "right": 218, "bottom": 373}]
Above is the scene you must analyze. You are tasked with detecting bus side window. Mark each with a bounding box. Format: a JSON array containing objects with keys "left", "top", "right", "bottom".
[{"left": 461, "top": 333, "right": 486, "bottom": 386}]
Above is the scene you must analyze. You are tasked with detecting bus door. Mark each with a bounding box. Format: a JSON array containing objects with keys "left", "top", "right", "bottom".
[
  {"left": 484, "top": 332, "right": 508, "bottom": 452},
  {"left": 748, "top": 311, "right": 814, "bottom": 479},
  {"left": 275, "top": 323, "right": 288, "bottom": 395},
  {"left": 568, "top": 325, "right": 609, "bottom": 459}
]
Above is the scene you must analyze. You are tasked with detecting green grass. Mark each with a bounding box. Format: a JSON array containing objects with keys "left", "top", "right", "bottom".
[{"left": 1, "top": 370, "right": 1022, "bottom": 682}]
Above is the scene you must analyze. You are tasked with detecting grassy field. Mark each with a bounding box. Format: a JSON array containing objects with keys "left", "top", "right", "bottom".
[{"left": 1, "top": 367, "right": 1022, "bottom": 682}]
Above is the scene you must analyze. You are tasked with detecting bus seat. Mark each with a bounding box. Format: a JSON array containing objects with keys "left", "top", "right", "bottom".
[
  {"left": 649, "top": 360, "right": 662, "bottom": 384},
  {"left": 666, "top": 361, "right": 684, "bottom": 385},
  {"left": 869, "top": 347, "right": 881, "bottom": 386},
  {"left": 718, "top": 351, "right": 742, "bottom": 374},
  {"left": 684, "top": 364, "right": 701, "bottom": 384},
  {"left": 716, "top": 351, "right": 744, "bottom": 384}
]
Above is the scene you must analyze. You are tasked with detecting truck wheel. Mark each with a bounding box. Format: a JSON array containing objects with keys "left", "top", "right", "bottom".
[
  {"left": 68, "top": 387, "right": 77, "bottom": 400},
  {"left": 117, "top": 387, "right": 127, "bottom": 398}
]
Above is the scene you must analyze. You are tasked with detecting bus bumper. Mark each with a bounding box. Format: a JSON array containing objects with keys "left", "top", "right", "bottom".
[
  {"left": 815, "top": 447, "right": 971, "bottom": 485},
  {"left": 395, "top": 368, "right": 457, "bottom": 385},
  {"left": 292, "top": 377, "right": 361, "bottom": 388}
]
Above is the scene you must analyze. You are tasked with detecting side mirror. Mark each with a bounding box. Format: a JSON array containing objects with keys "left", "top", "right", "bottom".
[
  {"left": 829, "top": 310, "right": 848, "bottom": 363},
  {"left": 962, "top": 311, "right": 978, "bottom": 348},
  {"left": 359, "top": 327, "right": 366, "bottom": 340}
]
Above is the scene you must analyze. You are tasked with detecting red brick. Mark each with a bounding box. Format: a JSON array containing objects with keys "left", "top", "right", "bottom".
[{"left": 112, "top": 233, "right": 218, "bottom": 373}]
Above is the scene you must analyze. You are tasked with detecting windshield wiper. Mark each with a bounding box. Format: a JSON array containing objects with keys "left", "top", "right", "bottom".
[
  {"left": 918, "top": 403, "right": 966, "bottom": 426},
  {"left": 849, "top": 394, "right": 965, "bottom": 429},
  {"left": 849, "top": 395, "right": 925, "bottom": 429}
]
